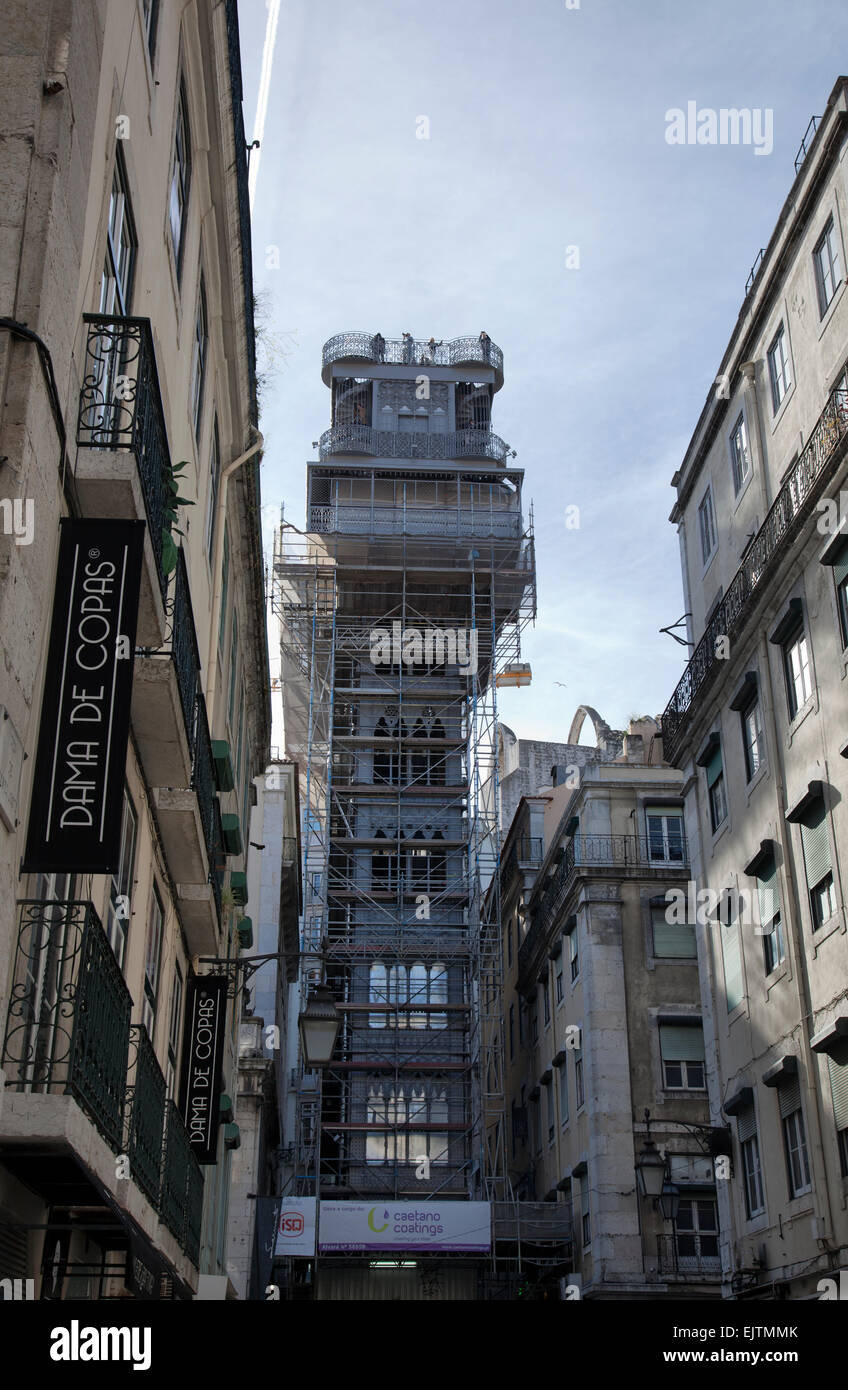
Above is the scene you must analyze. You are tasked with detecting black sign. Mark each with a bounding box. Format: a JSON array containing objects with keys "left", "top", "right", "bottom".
[
  {"left": 179, "top": 976, "right": 228, "bottom": 1164},
  {"left": 23, "top": 518, "right": 144, "bottom": 873}
]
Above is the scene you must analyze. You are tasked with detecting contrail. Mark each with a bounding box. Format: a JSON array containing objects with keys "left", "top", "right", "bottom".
[{"left": 248, "top": 0, "right": 282, "bottom": 211}]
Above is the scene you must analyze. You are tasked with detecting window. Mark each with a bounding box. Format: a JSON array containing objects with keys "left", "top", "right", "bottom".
[
  {"left": 542, "top": 978, "right": 550, "bottom": 1026},
  {"left": 646, "top": 807, "right": 685, "bottom": 863},
  {"left": 204, "top": 418, "right": 221, "bottom": 564},
  {"left": 651, "top": 901, "right": 696, "bottom": 958},
  {"left": 508, "top": 1004, "right": 515, "bottom": 1060},
  {"left": 783, "top": 621, "right": 812, "bottom": 719},
  {"left": 100, "top": 151, "right": 137, "bottom": 315},
  {"left": 218, "top": 524, "right": 229, "bottom": 650},
  {"left": 169, "top": 79, "right": 192, "bottom": 275},
  {"left": 737, "top": 1105, "right": 765, "bottom": 1218},
  {"left": 228, "top": 608, "right": 239, "bottom": 729},
  {"left": 142, "top": 885, "right": 164, "bottom": 1039},
  {"left": 368, "top": 961, "right": 446, "bottom": 1029},
  {"left": 698, "top": 487, "right": 717, "bottom": 566},
  {"left": 779, "top": 1074, "right": 811, "bottom": 1197},
  {"left": 741, "top": 697, "right": 764, "bottom": 782},
  {"left": 106, "top": 790, "right": 138, "bottom": 969},
  {"left": 767, "top": 325, "right": 792, "bottom": 413},
  {"left": 799, "top": 800, "right": 835, "bottom": 931},
  {"left": 729, "top": 412, "right": 752, "bottom": 492},
  {"left": 506, "top": 919, "right": 513, "bottom": 967},
  {"left": 660, "top": 1023, "right": 706, "bottom": 1089},
  {"left": 757, "top": 856, "right": 784, "bottom": 974},
  {"left": 190, "top": 275, "right": 208, "bottom": 440},
  {"left": 365, "top": 1084, "right": 449, "bottom": 1166},
  {"left": 559, "top": 1059, "right": 569, "bottom": 1125},
  {"left": 834, "top": 540, "right": 848, "bottom": 649},
  {"left": 555, "top": 953, "right": 564, "bottom": 1003},
  {"left": 828, "top": 1040, "right": 848, "bottom": 1179},
  {"left": 704, "top": 743, "right": 727, "bottom": 833},
  {"left": 580, "top": 1174, "right": 591, "bottom": 1247},
  {"left": 545, "top": 1081, "right": 554, "bottom": 1143},
  {"left": 165, "top": 963, "right": 183, "bottom": 1099},
  {"left": 575, "top": 1049, "right": 585, "bottom": 1109},
  {"left": 369, "top": 963, "right": 387, "bottom": 1028},
  {"left": 567, "top": 923, "right": 579, "bottom": 982},
  {"left": 142, "top": 0, "right": 159, "bottom": 63},
  {"left": 532, "top": 1094, "right": 542, "bottom": 1154},
  {"left": 814, "top": 216, "right": 842, "bottom": 316},
  {"left": 674, "top": 1198, "right": 718, "bottom": 1261},
  {"left": 529, "top": 996, "right": 539, "bottom": 1045}
]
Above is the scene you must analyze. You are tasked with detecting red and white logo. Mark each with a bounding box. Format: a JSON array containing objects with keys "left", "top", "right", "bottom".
[{"left": 278, "top": 1211, "right": 305, "bottom": 1237}]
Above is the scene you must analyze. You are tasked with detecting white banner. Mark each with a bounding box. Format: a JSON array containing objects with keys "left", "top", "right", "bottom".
[
  {"left": 273, "top": 1197, "right": 317, "bottom": 1257},
  {"left": 318, "top": 1201, "right": 491, "bottom": 1252}
]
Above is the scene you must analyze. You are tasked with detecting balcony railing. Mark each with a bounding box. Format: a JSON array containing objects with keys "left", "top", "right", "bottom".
[
  {"left": 322, "top": 332, "right": 504, "bottom": 381},
  {"left": 655, "top": 1233, "right": 721, "bottom": 1278},
  {"left": 518, "top": 834, "right": 689, "bottom": 976},
  {"left": 2, "top": 900, "right": 132, "bottom": 1154},
  {"left": 309, "top": 501, "right": 520, "bottom": 539},
  {"left": 662, "top": 386, "right": 848, "bottom": 764},
  {"left": 77, "top": 314, "right": 171, "bottom": 598},
  {"left": 165, "top": 551, "right": 201, "bottom": 740},
  {"left": 125, "top": 1024, "right": 168, "bottom": 1209},
  {"left": 160, "top": 1101, "right": 204, "bottom": 1266},
  {"left": 191, "top": 693, "right": 218, "bottom": 869},
  {"left": 318, "top": 424, "right": 508, "bottom": 465}
]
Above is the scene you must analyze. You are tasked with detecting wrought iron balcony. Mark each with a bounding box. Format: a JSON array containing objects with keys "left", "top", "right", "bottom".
[
  {"left": 322, "top": 332, "right": 504, "bottom": 387},
  {"left": 654, "top": 1233, "right": 721, "bottom": 1278},
  {"left": 160, "top": 1100, "right": 204, "bottom": 1265},
  {"left": 77, "top": 314, "right": 171, "bottom": 599},
  {"left": 518, "top": 834, "right": 689, "bottom": 979},
  {"left": 2, "top": 900, "right": 132, "bottom": 1154},
  {"left": 132, "top": 550, "right": 201, "bottom": 788},
  {"left": 125, "top": 1024, "right": 168, "bottom": 1209},
  {"left": 662, "top": 386, "right": 848, "bottom": 764},
  {"left": 192, "top": 693, "right": 218, "bottom": 872},
  {"left": 318, "top": 424, "right": 508, "bottom": 466},
  {"left": 310, "top": 502, "right": 520, "bottom": 540}
]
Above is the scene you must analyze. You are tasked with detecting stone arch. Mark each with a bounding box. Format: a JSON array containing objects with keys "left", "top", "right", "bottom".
[{"left": 567, "top": 705, "right": 612, "bottom": 747}]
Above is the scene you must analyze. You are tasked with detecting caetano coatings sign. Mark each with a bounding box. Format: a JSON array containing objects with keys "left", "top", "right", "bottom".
[
  {"left": 23, "top": 518, "right": 144, "bottom": 873},
  {"left": 179, "top": 976, "right": 228, "bottom": 1164}
]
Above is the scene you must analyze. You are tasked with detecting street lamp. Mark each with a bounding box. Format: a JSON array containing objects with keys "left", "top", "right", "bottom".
[
  {"left": 658, "top": 1180, "right": 681, "bottom": 1223},
  {"left": 298, "top": 984, "right": 341, "bottom": 1068},
  {"left": 635, "top": 1134, "right": 667, "bottom": 1200}
]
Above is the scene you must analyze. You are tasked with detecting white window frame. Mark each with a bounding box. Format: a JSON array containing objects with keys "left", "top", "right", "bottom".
[
  {"left": 698, "top": 485, "right": 717, "bottom": 569},
  {"left": 729, "top": 411, "right": 751, "bottom": 493}
]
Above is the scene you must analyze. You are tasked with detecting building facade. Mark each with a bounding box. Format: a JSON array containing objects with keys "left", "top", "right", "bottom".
[
  {"left": 662, "top": 79, "right": 848, "bottom": 1299},
  {"left": 0, "top": 0, "right": 269, "bottom": 1300},
  {"left": 501, "top": 710, "right": 721, "bottom": 1299}
]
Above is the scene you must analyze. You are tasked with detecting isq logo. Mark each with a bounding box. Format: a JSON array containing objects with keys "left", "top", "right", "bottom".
[
  {"left": 278, "top": 1210, "right": 305, "bottom": 1237},
  {"left": 368, "top": 1207, "right": 390, "bottom": 1233}
]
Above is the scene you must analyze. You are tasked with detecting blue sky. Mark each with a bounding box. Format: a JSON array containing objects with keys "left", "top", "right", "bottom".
[{"left": 238, "top": 0, "right": 848, "bottom": 741}]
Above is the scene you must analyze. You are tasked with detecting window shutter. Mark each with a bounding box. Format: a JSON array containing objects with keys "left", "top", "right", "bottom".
[
  {"left": 581, "top": 1176, "right": 590, "bottom": 1218},
  {"left": 659, "top": 1024, "right": 705, "bottom": 1061},
  {"left": 800, "top": 802, "right": 831, "bottom": 887},
  {"left": 831, "top": 539, "right": 848, "bottom": 588},
  {"left": 651, "top": 906, "right": 696, "bottom": 958},
  {"left": 722, "top": 922, "right": 743, "bottom": 1011},
  {"left": 706, "top": 747, "right": 723, "bottom": 788},
  {"left": 778, "top": 1073, "right": 801, "bottom": 1118},
  {"left": 828, "top": 1039, "right": 848, "bottom": 1131},
  {"left": 736, "top": 1105, "right": 757, "bottom": 1144},
  {"left": 757, "top": 857, "right": 779, "bottom": 926}
]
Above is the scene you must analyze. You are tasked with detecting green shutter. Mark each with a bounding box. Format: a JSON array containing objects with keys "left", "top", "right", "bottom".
[
  {"left": 757, "top": 857, "right": 779, "bottom": 926},
  {"left": 828, "top": 1040, "right": 848, "bottom": 1131},
  {"left": 722, "top": 922, "right": 743, "bottom": 1011},
  {"left": 659, "top": 1024, "right": 705, "bottom": 1061},
  {"left": 706, "top": 747, "right": 723, "bottom": 788},
  {"left": 652, "top": 906, "right": 696, "bottom": 958},
  {"left": 800, "top": 802, "right": 831, "bottom": 887}
]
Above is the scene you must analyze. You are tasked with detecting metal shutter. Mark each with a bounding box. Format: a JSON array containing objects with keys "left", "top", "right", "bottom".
[
  {"left": 659, "top": 1024, "right": 705, "bottom": 1061},
  {"left": 652, "top": 906, "right": 696, "bottom": 958},
  {"left": 757, "top": 857, "right": 779, "bottom": 925},
  {"left": 800, "top": 801, "right": 831, "bottom": 888},
  {"left": 828, "top": 1039, "right": 848, "bottom": 1131},
  {"left": 832, "top": 539, "right": 848, "bottom": 588},
  {"left": 722, "top": 922, "right": 744, "bottom": 1011},
  {"left": 737, "top": 1104, "right": 757, "bottom": 1144},
  {"left": 706, "top": 747, "right": 723, "bottom": 788},
  {"left": 778, "top": 1072, "right": 801, "bottom": 1118}
]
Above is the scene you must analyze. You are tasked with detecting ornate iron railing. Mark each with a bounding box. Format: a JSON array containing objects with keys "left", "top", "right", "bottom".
[
  {"left": 2, "top": 901, "right": 132, "bottom": 1154},
  {"left": 77, "top": 314, "right": 171, "bottom": 597},
  {"left": 191, "top": 692, "right": 217, "bottom": 867},
  {"left": 125, "top": 1024, "right": 168, "bottom": 1209},
  {"left": 160, "top": 1101, "right": 204, "bottom": 1263},
  {"left": 318, "top": 424, "right": 509, "bottom": 465},
  {"left": 518, "top": 834, "right": 689, "bottom": 977},
  {"left": 140, "top": 548, "right": 200, "bottom": 745},
  {"left": 322, "top": 332, "right": 504, "bottom": 379},
  {"left": 662, "top": 386, "right": 848, "bottom": 763},
  {"left": 209, "top": 795, "right": 225, "bottom": 923},
  {"left": 655, "top": 1233, "right": 721, "bottom": 1277},
  {"left": 309, "top": 501, "right": 520, "bottom": 539}
]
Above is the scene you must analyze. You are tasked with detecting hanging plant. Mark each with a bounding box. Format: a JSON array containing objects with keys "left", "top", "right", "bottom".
[{"left": 162, "top": 459, "right": 195, "bottom": 574}]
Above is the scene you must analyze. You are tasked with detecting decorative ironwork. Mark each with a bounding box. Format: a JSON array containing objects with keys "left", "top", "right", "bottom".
[
  {"left": 140, "top": 548, "right": 201, "bottom": 746},
  {"left": 655, "top": 1232, "right": 721, "bottom": 1277},
  {"left": 794, "top": 115, "right": 820, "bottom": 174},
  {"left": 662, "top": 386, "right": 848, "bottom": 763},
  {"left": 745, "top": 249, "right": 765, "bottom": 297},
  {"left": 310, "top": 504, "right": 520, "bottom": 539},
  {"left": 2, "top": 900, "right": 132, "bottom": 1154},
  {"left": 322, "top": 332, "right": 504, "bottom": 380},
  {"left": 209, "top": 796, "right": 225, "bottom": 923},
  {"left": 161, "top": 1101, "right": 204, "bottom": 1263},
  {"left": 518, "top": 834, "right": 690, "bottom": 978},
  {"left": 77, "top": 314, "right": 171, "bottom": 597},
  {"left": 125, "top": 1024, "right": 168, "bottom": 1209},
  {"left": 318, "top": 424, "right": 508, "bottom": 465},
  {"left": 191, "top": 693, "right": 217, "bottom": 866}
]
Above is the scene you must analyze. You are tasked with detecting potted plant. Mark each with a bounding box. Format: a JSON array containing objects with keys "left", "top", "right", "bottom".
[{"left": 162, "top": 459, "right": 195, "bottom": 574}]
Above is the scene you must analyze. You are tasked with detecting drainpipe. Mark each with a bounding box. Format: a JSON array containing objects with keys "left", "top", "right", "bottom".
[{"left": 204, "top": 429, "right": 264, "bottom": 722}]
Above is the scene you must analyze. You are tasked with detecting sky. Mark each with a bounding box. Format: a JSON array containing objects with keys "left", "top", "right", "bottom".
[{"left": 237, "top": 0, "right": 848, "bottom": 743}]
